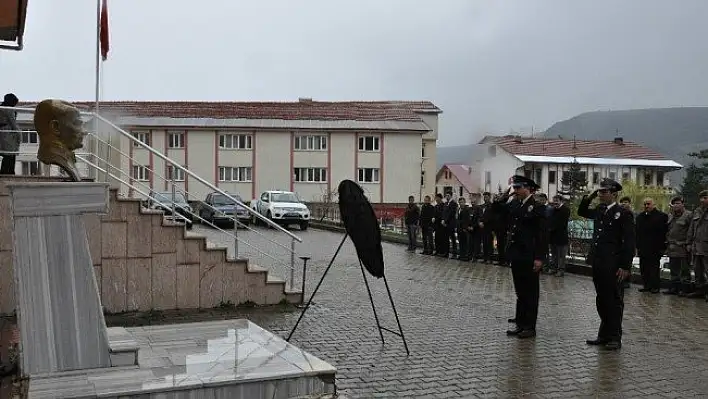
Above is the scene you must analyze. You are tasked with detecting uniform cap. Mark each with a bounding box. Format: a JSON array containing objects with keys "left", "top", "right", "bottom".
[
  {"left": 599, "top": 178, "right": 622, "bottom": 193},
  {"left": 699, "top": 190, "right": 708, "bottom": 198},
  {"left": 510, "top": 175, "right": 540, "bottom": 190}
]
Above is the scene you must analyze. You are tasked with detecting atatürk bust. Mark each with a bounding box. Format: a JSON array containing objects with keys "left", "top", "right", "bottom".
[{"left": 34, "top": 100, "right": 86, "bottom": 181}]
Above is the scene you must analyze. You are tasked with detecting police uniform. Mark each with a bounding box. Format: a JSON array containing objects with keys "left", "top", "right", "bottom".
[
  {"left": 578, "top": 178, "right": 635, "bottom": 350},
  {"left": 499, "top": 176, "right": 548, "bottom": 339}
]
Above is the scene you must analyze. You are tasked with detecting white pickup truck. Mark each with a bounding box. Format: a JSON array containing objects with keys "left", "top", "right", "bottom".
[{"left": 251, "top": 190, "right": 311, "bottom": 230}]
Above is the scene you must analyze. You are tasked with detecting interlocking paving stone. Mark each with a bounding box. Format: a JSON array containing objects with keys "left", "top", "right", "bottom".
[{"left": 112, "top": 226, "right": 708, "bottom": 398}]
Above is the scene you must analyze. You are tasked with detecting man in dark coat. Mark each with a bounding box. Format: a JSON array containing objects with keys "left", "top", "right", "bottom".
[
  {"left": 635, "top": 197, "right": 669, "bottom": 293},
  {"left": 549, "top": 195, "right": 571, "bottom": 277},
  {"left": 456, "top": 197, "right": 474, "bottom": 261},
  {"left": 419, "top": 195, "right": 435, "bottom": 255},
  {"left": 478, "top": 192, "right": 495, "bottom": 263},
  {"left": 404, "top": 195, "right": 421, "bottom": 252},
  {"left": 442, "top": 194, "right": 458, "bottom": 258},
  {"left": 578, "top": 178, "right": 635, "bottom": 351},
  {"left": 433, "top": 193, "right": 448, "bottom": 257},
  {"left": 498, "top": 176, "right": 548, "bottom": 339}
]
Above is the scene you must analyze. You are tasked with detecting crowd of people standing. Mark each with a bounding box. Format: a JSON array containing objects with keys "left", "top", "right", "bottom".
[{"left": 403, "top": 175, "right": 708, "bottom": 350}]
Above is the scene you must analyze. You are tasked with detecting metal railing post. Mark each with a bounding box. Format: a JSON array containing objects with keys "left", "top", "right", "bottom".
[
  {"left": 171, "top": 173, "right": 176, "bottom": 223},
  {"left": 299, "top": 256, "right": 310, "bottom": 305},
  {"left": 234, "top": 220, "right": 239, "bottom": 259},
  {"left": 290, "top": 238, "right": 296, "bottom": 291}
]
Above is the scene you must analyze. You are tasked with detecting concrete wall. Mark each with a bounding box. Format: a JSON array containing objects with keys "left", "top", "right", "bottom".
[{"left": 0, "top": 176, "right": 299, "bottom": 316}]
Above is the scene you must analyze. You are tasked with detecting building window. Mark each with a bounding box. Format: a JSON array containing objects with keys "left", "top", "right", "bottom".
[
  {"left": 444, "top": 169, "right": 452, "bottom": 180},
  {"left": 358, "top": 136, "right": 380, "bottom": 151},
  {"left": 166, "top": 165, "right": 185, "bottom": 182},
  {"left": 459, "top": 186, "right": 464, "bottom": 197},
  {"left": 488, "top": 146, "right": 497, "bottom": 157},
  {"left": 167, "top": 132, "right": 184, "bottom": 148},
  {"left": 132, "top": 165, "right": 150, "bottom": 181},
  {"left": 294, "top": 135, "right": 327, "bottom": 151},
  {"left": 524, "top": 169, "right": 532, "bottom": 179},
  {"left": 21, "top": 161, "right": 40, "bottom": 176},
  {"left": 609, "top": 171, "right": 617, "bottom": 181},
  {"left": 132, "top": 131, "right": 150, "bottom": 148},
  {"left": 535, "top": 169, "right": 542, "bottom": 186},
  {"left": 485, "top": 171, "right": 491, "bottom": 185},
  {"left": 357, "top": 168, "right": 380, "bottom": 183},
  {"left": 422, "top": 144, "right": 426, "bottom": 158},
  {"left": 218, "top": 166, "right": 252, "bottom": 182},
  {"left": 592, "top": 172, "right": 600, "bottom": 185},
  {"left": 219, "top": 134, "right": 253, "bottom": 150},
  {"left": 548, "top": 170, "right": 556, "bottom": 185},
  {"left": 622, "top": 172, "right": 629, "bottom": 181},
  {"left": 421, "top": 171, "right": 425, "bottom": 186},
  {"left": 294, "top": 167, "right": 327, "bottom": 182},
  {"left": 644, "top": 171, "right": 653, "bottom": 186},
  {"left": 656, "top": 171, "right": 665, "bottom": 187},
  {"left": 21, "top": 131, "right": 38, "bottom": 144}
]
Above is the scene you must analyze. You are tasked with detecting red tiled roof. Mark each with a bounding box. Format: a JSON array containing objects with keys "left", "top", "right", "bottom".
[
  {"left": 484, "top": 135, "right": 668, "bottom": 160},
  {"left": 439, "top": 164, "right": 478, "bottom": 192},
  {"left": 19, "top": 100, "right": 441, "bottom": 122}
]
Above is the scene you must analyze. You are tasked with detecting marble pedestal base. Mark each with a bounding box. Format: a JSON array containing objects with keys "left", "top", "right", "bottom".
[
  {"left": 8, "top": 183, "right": 113, "bottom": 376},
  {"left": 28, "top": 320, "right": 337, "bottom": 399}
]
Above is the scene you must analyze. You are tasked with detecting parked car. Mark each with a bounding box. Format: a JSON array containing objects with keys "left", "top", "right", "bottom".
[
  {"left": 250, "top": 190, "right": 310, "bottom": 230},
  {"left": 148, "top": 190, "right": 194, "bottom": 229},
  {"left": 199, "top": 192, "right": 250, "bottom": 227}
]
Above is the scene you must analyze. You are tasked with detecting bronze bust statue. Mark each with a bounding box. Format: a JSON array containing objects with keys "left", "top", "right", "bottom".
[{"left": 34, "top": 99, "right": 86, "bottom": 181}]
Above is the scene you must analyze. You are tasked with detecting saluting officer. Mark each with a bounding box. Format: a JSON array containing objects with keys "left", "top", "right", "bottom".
[
  {"left": 499, "top": 175, "right": 548, "bottom": 339},
  {"left": 578, "top": 178, "right": 635, "bottom": 351}
]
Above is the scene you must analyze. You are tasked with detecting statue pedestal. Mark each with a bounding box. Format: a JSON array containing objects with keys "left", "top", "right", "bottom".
[{"left": 7, "top": 182, "right": 112, "bottom": 376}]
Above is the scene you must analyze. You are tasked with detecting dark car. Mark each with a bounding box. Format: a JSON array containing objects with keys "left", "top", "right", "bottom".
[
  {"left": 148, "top": 191, "right": 194, "bottom": 229},
  {"left": 199, "top": 192, "right": 250, "bottom": 227}
]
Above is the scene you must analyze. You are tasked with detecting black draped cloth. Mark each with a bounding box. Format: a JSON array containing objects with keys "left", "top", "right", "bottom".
[{"left": 337, "top": 180, "right": 385, "bottom": 278}]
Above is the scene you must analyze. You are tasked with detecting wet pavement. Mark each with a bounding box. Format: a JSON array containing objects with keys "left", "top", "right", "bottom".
[{"left": 183, "top": 225, "right": 708, "bottom": 398}]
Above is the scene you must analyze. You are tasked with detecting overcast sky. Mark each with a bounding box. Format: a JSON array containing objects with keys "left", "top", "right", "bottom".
[{"left": 3, "top": 0, "right": 708, "bottom": 146}]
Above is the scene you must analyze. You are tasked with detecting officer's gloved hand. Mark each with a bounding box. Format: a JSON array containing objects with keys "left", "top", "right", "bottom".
[{"left": 588, "top": 189, "right": 599, "bottom": 199}]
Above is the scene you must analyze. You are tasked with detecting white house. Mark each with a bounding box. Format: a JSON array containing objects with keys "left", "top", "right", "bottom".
[
  {"left": 15, "top": 99, "right": 441, "bottom": 203},
  {"left": 472, "top": 135, "right": 683, "bottom": 197},
  {"left": 435, "top": 164, "right": 479, "bottom": 199}
]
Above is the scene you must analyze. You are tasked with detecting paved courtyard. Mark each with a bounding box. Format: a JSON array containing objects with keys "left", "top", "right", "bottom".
[{"left": 174, "top": 225, "right": 708, "bottom": 398}]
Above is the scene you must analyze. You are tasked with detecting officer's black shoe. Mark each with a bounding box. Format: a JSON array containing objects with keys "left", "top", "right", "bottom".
[
  {"left": 638, "top": 287, "right": 651, "bottom": 292},
  {"left": 506, "top": 327, "right": 522, "bottom": 336},
  {"left": 516, "top": 329, "right": 536, "bottom": 339},
  {"left": 603, "top": 341, "right": 622, "bottom": 351},
  {"left": 650, "top": 288, "right": 660, "bottom": 294},
  {"left": 508, "top": 318, "right": 516, "bottom": 323},
  {"left": 586, "top": 338, "right": 609, "bottom": 346}
]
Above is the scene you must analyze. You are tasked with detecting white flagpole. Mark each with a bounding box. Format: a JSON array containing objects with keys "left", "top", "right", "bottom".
[{"left": 94, "top": 0, "right": 103, "bottom": 181}]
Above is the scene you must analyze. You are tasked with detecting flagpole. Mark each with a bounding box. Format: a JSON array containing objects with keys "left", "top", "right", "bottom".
[{"left": 95, "top": 0, "right": 106, "bottom": 182}]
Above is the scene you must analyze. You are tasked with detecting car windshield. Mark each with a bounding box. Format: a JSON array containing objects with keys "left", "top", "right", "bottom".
[
  {"left": 212, "top": 194, "right": 241, "bottom": 206},
  {"left": 272, "top": 192, "right": 300, "bottom": 203},
  {"left": 153, "top": 192, "right": 187, "bottom": 204}
]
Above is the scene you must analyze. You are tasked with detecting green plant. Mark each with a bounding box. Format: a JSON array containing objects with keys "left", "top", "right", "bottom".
[
  {"left": 558, "top": 158, "right": 589, "bottom": 201},
  {"left": 618, "top": 180, "right": 672, "bottom": 212}
]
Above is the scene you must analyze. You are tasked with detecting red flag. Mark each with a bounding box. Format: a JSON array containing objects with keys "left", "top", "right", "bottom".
[{"left": 100, "top": 0, "right": 110, "bottom": 61}]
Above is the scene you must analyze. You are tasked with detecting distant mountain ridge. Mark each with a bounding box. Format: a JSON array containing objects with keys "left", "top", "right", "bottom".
[{"left": 437, "top": 107, "right": 708, "bottom": 185}]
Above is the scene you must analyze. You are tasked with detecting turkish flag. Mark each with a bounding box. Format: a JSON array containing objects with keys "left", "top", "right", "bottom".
[{"left": 100, "top": 0, "right": 109, "bottom": 61}]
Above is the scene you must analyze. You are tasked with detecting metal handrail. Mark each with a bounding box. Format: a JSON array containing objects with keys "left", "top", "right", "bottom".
[
  {"left": 93, "top": 113, "right": 303, "bottom": 243},
  {"left": 83, "top": 131, "right": 298, "bottom": 256},
  {"left": 77, "top": 154, "right": 294, "bottom": 271},
  {"left": 0, "top": 105, "right": 301, "bottom": 241}
]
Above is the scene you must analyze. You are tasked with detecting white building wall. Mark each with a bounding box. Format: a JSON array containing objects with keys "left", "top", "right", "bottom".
[
  {"left": 383, "top": 133, "right": 421, "bottom": 203},
  {"left": 475, "top": 145, "right": 523, "bottom": 194},
  {"left": 112, "top": 127, "right": 433, "bottom": 204},
  {"left": 329, "top": 132, "right": 355, "bottom": 197},
  {"left": 254, "top": 131, "right": 290, "bottom": 199}
]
